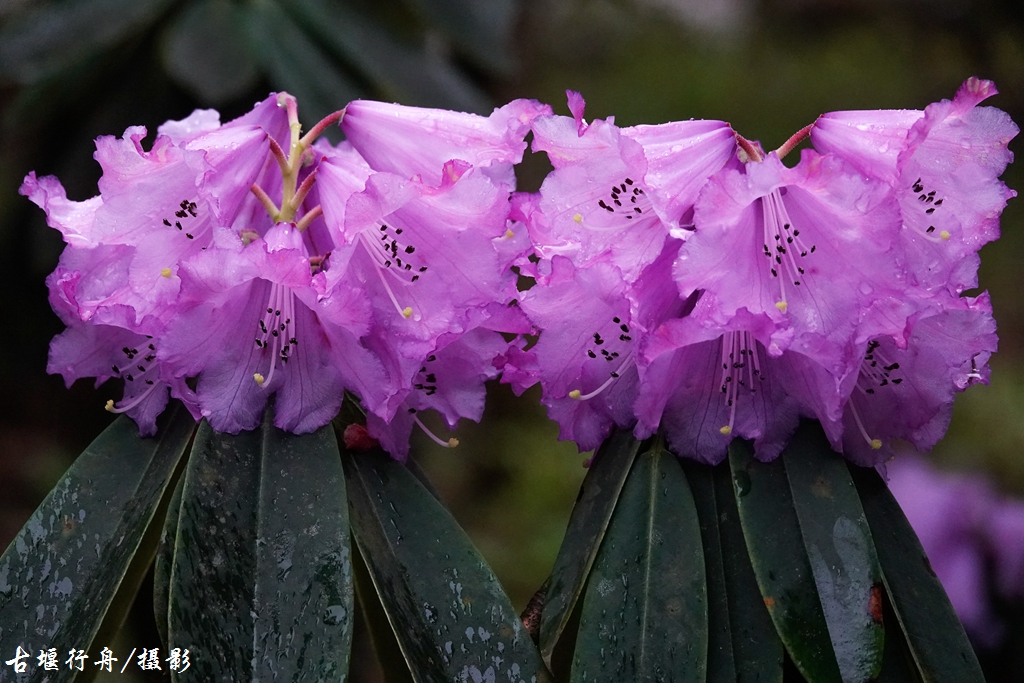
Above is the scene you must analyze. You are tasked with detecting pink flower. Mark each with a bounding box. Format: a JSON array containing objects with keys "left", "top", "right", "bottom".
[{"left": 811, "top": 78, "right": 1018, "bottom": 293}]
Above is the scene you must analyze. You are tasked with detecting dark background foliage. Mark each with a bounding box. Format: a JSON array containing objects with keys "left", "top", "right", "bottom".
[{"left": 0, "top": 0, "right": 1021, "bottom": 680}]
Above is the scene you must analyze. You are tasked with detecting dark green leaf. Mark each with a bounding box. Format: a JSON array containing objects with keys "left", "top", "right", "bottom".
[
  {"left": 400, "top": 0, "right": 517, "bottom": 74},
  {"left": 850, "top": 465, "right": 984, "bottom": 683},
  {"left": 159, "top": 0, "right": 259, "bottom": 104},
  {"left": 784, "top": 422, "right": 884, "bottom": 683},
  {"left": 0, "top": 0, "right": 175, "bottom": 84},
  {"left": 243, "top": 0, "right": 361, "bottom": 131},
  {"left": 539, "top": 428, "right": 644, "bottom": 667},
  {"left": 729, "top": 438, "right": 843, "bottom": 683},
  {"left": 0, "top": 407, "right": 195, "bottom": 683},
  {"left": 153, "top": 472, "right": 185, "bottom": 649},
  {"left": 685, "top": 461, "right": 784, "bottom": 683},
  {"left": 167, "top": 418, "right": 352, "bottom": 681},
  {"left": 282, "top": 0, "right": 490, "bottom": 113},
  {"left": 344, "top": 447, "right": 550, "bottom": 682},
  {"left": 351, "top": 537, "right": 415, "bottom": 683},
  {"left": 571, "top": 440, "right": 706, "bottom": 682}
]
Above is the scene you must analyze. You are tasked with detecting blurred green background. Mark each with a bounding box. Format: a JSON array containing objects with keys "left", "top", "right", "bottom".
[{"left": 0, "top": 0, "right": 1021, "bottom": 680}]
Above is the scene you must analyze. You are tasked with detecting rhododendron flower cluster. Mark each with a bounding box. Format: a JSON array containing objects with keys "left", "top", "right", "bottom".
[
  {"left": 21, "top": 79, "right": 1014, "bottom": 467},
  {"left": 506, "top": 78, "right": 1013, "bottom": 466},
  {"left": 24, "top": 93, "right": 550, "bottom": 457}
]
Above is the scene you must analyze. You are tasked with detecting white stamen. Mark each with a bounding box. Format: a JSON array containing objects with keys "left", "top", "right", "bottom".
[
  {"left": 414, "top": 416, "right": 458, "bottom": 447},
  {"left": 105, "top": 382, "right": 160, "bottom": 414}
]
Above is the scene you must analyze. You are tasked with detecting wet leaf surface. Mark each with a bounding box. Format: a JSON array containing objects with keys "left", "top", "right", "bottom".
[
  {"left": 539, "top": 428, "right": 643, "bottom": 667},
  {"left": 0, "top": 407, "right": 195, "bottom": 683},
  {"left": 344, "top": 447, "right": 550, "bottom": 683},
  {"left": 168, "top": 417, "right": 352, "bottom": 682},
  {"left": 784, "top": 422, "right": 884, "bottom": 683},
  {"left": 153, "top": 473, "right": 185, "bottom": 649},
  {"left": 850, "top": 465, "right": 984, "bottom": 683},
  {"left": 571, "top": 440, "right": 706, "bottom": 682},
  {"left": 686, "top": 461, "right": 784, "bottom": 683},
  {"left": 729, "top": 438, "right": 843, "bottom": 683}
]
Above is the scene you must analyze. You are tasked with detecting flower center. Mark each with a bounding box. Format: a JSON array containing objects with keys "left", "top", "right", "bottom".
[
  {"left": 717, "top": 331, "right": 765, "bottom": 435},
  {"left": 105, "top": 339, "right": 162, "bottom": 413},
  {"left": 252, "top": 282, "right": 298, "bottom": 388},
  {"left": 359, "top": 222, "right": 428, "bottom": 320},
  {"left": 908, "top": 177, "right": 951, "bottom": 242},
  {"left": 569, "top": 315, "right": 634, "bottom": 401},
  {"left": 850, "top": 339, "right": 899, "bottom": 450},
  {"left": 760, "top": 190, "right": 816, "bottom": 313},
  {"left": 161, "top": 198, "right": 200, "bottom": 240}
]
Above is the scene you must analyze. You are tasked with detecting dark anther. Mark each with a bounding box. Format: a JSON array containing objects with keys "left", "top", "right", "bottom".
[
  {"left": 588, "top": 350, "right": 596, "bottom": 358},
  {"left": 405, "top": 245, "right": 415, "bottom": 254}
]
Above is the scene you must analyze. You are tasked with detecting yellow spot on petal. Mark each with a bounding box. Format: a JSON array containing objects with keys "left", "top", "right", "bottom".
[
  {"left": 254, "top": 373, "right": 265, "bottom": 386},
  {"left": 940, "top": 230, "right": 951, "bottom": 240},
  {"left": 719, "top": 425, "right": 733, "bottom": 435},
  {"left": 448, "top": 438, "right": 460, "bottom": 448},
  {"left": 573, "top": 213, "right": 583, "bottom": 223},
  {"left": 105, "top": 400, "right": 115, "bottom": 412},
  {"left": 402, "top": 307, "right": 413, "bottom": 319},
  {"left": 870, "top": 439, "right": 883, "bottom": 450},
  {"left": 775, "top": 301, "right": 788, "bottom": 313},
  {"left": 160, "top": 267, "right": 172, "bottom": 278},
  {"left": 569, "top": 389, "right": 582, "bottom": 400},
  {"left": 504, "top": 228, "right": 515, "bottom": 239}
]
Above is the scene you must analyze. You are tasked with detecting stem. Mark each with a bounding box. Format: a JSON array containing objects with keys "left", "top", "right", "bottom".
[
  {"left": 295, "top": 205, "right": 322, "bottom": 233},
  {"left": 300, "top": 109, "right": 345, "bottom": 149},
  {"left": 268, "top": 138, "right": 289, "bottom": 174},
  {"left": 736, "top": 134, "right": 764, "bottom": 163},
  {"left": 775, "top": 124, "right": 814, "bottom": 160},
  {"left": 251, "top": 184, "right": 280, "bottom": 221}
]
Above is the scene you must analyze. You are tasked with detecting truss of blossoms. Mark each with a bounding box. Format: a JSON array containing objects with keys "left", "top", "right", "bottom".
[{"left": 21, "top": 78, "right": 1015, "bottom": 466}]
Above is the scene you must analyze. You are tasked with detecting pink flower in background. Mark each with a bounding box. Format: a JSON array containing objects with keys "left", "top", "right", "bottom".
[{"left": 812, "top": 77, "right": 1018, "bottom": 293}]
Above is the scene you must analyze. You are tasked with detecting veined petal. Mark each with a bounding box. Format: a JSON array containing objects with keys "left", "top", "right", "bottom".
[
  {"left": 20, "top": 173, "right": 103, "bottom": 248},
  {"left": 341, "top": 98, "right": 551, "bottom": 186}
]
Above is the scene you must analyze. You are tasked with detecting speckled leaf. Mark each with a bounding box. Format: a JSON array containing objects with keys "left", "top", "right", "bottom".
[
  {"left": 153, "top": 473, "right": 185, "bottom": 648},
  {"left": 571, "top": 440, "right": 706, "bottom": 682},
  {"left": 159, "top": 0, "right": 259, "bottom": 104},
  {"left": 0, "top": 406, "right": 195, "bottom": 683},
  {"left": 850, "top": 465, "right": 984, "bottom": 683},
  {"left": 685, "top": 461, "right": 783, "bottom": 683},
  {"left": 343, "top": 447, "right": 550, "bottom": 683},
  {"left": 540, "top": 428, "right": 643, "bottom": 667},
  {"left": 167, "top": 417, "right": 352, "bottom": 682},
  {"left": 243, "top": 0, "right": 360, "bottom": 133},
  {"left": 729, "top": 439, "right": 843, "bottom": 683},
  {"left": 784, "top": 422, "right": 884, "bottom": 683}
]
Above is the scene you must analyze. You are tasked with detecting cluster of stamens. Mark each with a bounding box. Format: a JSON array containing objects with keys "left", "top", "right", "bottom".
[
  {"left": 849, "top": 339, "right": 904, "bottom": 450},
  {"left": 717, "top": 332, "right": 764, "bottom": 435},
  {"left": 414, "top": 354, "right": 438, "bottom": 397},
  {"left": 569, "top": 316, "right": 634, "bottom": 401},
  {"left": 360, "top": 222, "right": 427, "bottom": 320},
  {"left": 597, "top": 178, "right": 646, "bottom": 220},
  {"left": 760, "top": 191, "right": 816, "bottom": 313},
  {"left": 910, "top": 177, "right": 951, "bottom": 241},
  {"left": 252, "top": 283, "right": 298, "bottom": 388},
  {"left": 105, "top": 338, "right": 161, "bottom": 414},
  {"left": 161, "top": 199, "right": 198, "bottom": 240}
]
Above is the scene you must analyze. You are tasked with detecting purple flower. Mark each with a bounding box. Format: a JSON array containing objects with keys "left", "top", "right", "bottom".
[
  {"left": 527, "top": 92, "right": 736, "bottom": 280},
  {"left": 677, "top": 149, "right": 907, "bottom": 377},
  {"left": 811, "top": 78, "right": 1018, "bottom": 293},
  {"left": 321, "top": 99, "right": 549, "bottom": 450}
]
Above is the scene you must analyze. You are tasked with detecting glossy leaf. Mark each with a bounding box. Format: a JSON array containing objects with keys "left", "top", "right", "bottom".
[
  {"left": 729, "top": 439, "right": 843, "bottom": 683},
  {"left": 167, "top": 417, "right": 352, "bottom": 681},
  {"left": 282, "top": 0, "right": 490, "bottom": 113},
  {"left": 153, "top": 473, "right": 185, "bottom": 649},
  {"left": 571, "top": 440, "right": 706, "bottom": 682},
  {"left": 243, "top": 0, "right": 361, "bottom": 131},
  {"left": 539, "top": 428, "right": 644, "bottom": 667},
  {"left": 850, "top": 465, "right": 984, "bottom": 683},
  {"left": 784, "top": 422, "right": 884, "bottom": 683},
  {"left": 0, "top": 0, "right": 174, "bottom": 83},
  {"left": 351, "top": 537, "right": 415, "bottom": 683},
  {"left": 344, "top": 447, "right": 550, "bottom": 683},
  {"left": 0, "top": 407, "right": 195, "bottom": 683},
  {"left": 685, "top": 461, "right": 784, "bottom": 683},
  {"left": 160, "top": 0, "right": 259, "bottom": 104}
]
